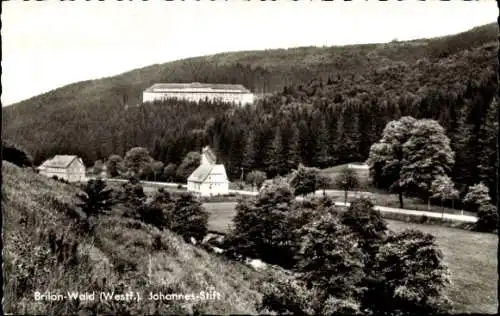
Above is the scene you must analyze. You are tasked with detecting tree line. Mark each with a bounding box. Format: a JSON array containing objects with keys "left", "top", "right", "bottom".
[{"left": 2, "top": 27, "right": 497, "bottom": 204}]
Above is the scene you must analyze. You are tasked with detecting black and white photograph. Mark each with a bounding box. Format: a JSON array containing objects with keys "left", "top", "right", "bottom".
[{"left": 2, "top": 0, "right": 499, "bottom": 314}]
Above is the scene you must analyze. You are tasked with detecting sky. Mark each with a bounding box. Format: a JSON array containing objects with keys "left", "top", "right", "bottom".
[{"left": 1, "top": 0, "right": 497, "bottom": 106}]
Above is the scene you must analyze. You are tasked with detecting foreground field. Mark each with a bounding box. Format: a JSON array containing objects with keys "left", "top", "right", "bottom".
[{"left": 204, "top": 202, "right": 498, "bottom": 314}]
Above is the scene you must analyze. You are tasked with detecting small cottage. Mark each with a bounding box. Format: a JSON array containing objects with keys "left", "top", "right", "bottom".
[
  {"left": 37, "top": 155, "right": 86, "bottom": 182},
  {"left": 187, "top": 146, "right": 229, "bottom": 196}
]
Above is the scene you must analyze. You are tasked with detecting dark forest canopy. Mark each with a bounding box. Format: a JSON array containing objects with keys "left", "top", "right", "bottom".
[{"left": 2, "top": 23, "right": 498, "bottom": 199}]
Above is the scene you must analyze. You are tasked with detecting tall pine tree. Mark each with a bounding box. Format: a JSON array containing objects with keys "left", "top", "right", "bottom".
[
  {"left": 451, "top": 105, "right": 477, "bottom": 191},
  {"left": 242, "top": 130, "right": 257, "bottom": 172},
  {"left": 477, "top": 97, "right": 498, "bottom": 202},
  {"left": 287, "top": 125, "right": 301, "bottom": 171},
  {"left": 313, "top": 118, "right": 330, "bottom": 168},
  {"left": 265, "top": 127, "right": 286, "bottom": 177}
]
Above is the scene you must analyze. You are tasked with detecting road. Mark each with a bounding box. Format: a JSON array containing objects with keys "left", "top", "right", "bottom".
[
  {"left": 88, "top": 178, "right": 477, "bottom": 223},
  {"left": 204, "top": 201, "right": 477, "bottom": 223}
]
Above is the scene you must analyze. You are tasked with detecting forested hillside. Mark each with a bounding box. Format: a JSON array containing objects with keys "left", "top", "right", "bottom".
[{"left": 2, "top": 23, "right": 498, "bottom": 199}]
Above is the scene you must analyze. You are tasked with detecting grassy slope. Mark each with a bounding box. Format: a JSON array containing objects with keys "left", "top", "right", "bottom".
[
  {"left": 2, "top": 162, "right": 273, "bottom": 315},
  {"left": 204, "top": 202, "right": 498, "bottom": 314}
]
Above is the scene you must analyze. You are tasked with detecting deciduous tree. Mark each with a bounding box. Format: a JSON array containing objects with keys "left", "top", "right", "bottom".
[
  {"left": 431, "top": 175, "right": 459, "bottom": 212},
  {"left": 92, "top": 160, "right": 104, "bottom": 177},
  {"left": 366, "top": 230, "right": 451, "bottom": 315},
  {"left": 335, "top": 167, "right": 360, "bottom": 205},
  {"left": 124, "top": 147, "right": 153, "bottom": 177},
  {"left": 463, "top": 182, "right": 491, "bottom": 212},
  {"left": 106, "top": 154, "right": 123, "bottom": 178},
  {"left": 162, "top": 163, "right": 177, "bottom": 182},
  {"left": 151, "top": 160, "right": 164, "bottom": 182},
  {"left": 400, "top": 119, "right": 455, "bottom": 208},
  {"left": 288, "top": 164, "right": 319, "bottom": 197},
  {"left": 367, "top": 116, "right": 417, "bottom": 208},
  {"left": 175, "top": 151, "right": 201, "bottom": 182},
  {"left": 245, "top": 170, "right": 267, "bottom": 190},
  {"left": 296, "top": 212, "right": 365, "bottom": 307},
  {"left": 225, "top": 183, "right": 296, "bottom": 268}
]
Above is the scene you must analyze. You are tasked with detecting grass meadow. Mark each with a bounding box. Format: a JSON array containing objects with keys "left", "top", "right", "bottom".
[{"left": 319, "top": 164, "right": 475, "bottom": 216}]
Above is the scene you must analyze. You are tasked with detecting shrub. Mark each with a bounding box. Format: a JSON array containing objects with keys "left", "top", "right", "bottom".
[
  {"left": 418, "top": 215, "right": 429, "bottom": 224},
  {"left": 475, "top": 204, "right": 498, "bottom": 233},
  {"left": 364, "top": 229, "right": 451, "bottom": 315},
  {"left": 224, "top": 183, "right": 297, "bottom": 267},
  {"left": 288, "top": 164, "right": 319, "bottom": 197},
  {"left": 335, "top": 167, "right": 360, "bottom": 204},
  {"left": 145, "top": 191, "right": 208, "bottom": 242},
  {"left": 76, "top": 179, "right": 114, "bottom": 218},
  {"left": 1, "top": 140, "right": 33, "bottom": 168},
  {"left": 168, "top": 193, "right": 208, "bottom": 242},
  {"left": 245, "top": 170, "right": 267, "bottom": 189},
  {"left": 260, "top": 277, "right": 316, "bottom": 315},
  {"left": 137, "top": 202, "right": 168, "bottom": 228},
  {"left": 119, "top": 178, "right": 146, "bottom": 214},
  {"left": 260, "top": 270, "right": 361, "bottom": 316},
  {"left": 152, "top": 234, "right": 165, "bottom": 251},
  {"left": 45, "top": 228, "right": 79, "bottom": 266},
  {"left": 47, "top": 195, "right": 85, "bottom": 222},
  {"left": 463, "top": 182, "right": 491, "bottom": 212},
  {"left": 296, "top": 213, "right": 365, "bottom": 303},
  {"left": 76, "top": 179, "right": 114, "bottom": 233},
  {"left": 340, "top": 198, "right": 387, "bottom": 261}
]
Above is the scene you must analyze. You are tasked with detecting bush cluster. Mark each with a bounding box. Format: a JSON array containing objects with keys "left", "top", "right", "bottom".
[
  {"left": 226, "top": 185, "right": 451, "bottom": 315},
  {"left": 117, "top": 182, "right": 209, "bottom": 242}
]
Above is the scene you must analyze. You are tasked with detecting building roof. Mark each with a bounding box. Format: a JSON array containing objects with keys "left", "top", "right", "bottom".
[
  {"left": 202, "top": 146, "right": 217, "bottom": 165},
  {"left": 145, "top": 82, "right": 251, "bottom": 94},
  {"left": 187, "top": 164, "right": 227, "bottom": 183},
  {"left": 39, "top": 155, "right": 81, "bottom": 169}
]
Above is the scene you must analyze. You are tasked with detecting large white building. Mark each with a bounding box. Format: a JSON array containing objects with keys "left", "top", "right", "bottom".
[
  {"left": 143, "top": 82, "right": 254, "bottom": 105},
  {"left": 37, "top": 155, "right": 86, "bottom": 182},
  {"left": 187, "top": 146, "right": 229, "bottom": 196}
]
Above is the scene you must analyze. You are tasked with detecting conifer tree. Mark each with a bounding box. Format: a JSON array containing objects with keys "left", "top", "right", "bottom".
[
  {"left": 477, "top": 98, "right": 498, "bottom": 201},
  {"left": 451, "top": 106, "right": 476, "bottom": 189},
  {"left": 286, "top": 125, "right": 301, "bottom": 171},
  {"left": 313, "top": 118, "right": 330, "bottom": 168},
  {"left": 242, "top": 130, "right": 257, "bottom": 172},
  {"left": 265, "top": 127, "right": 286, "bottom": 177}
]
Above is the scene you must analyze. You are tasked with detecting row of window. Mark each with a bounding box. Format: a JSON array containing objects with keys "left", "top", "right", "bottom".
[{"left": 191, "top": 182, "right": 226, "bottom": 191}]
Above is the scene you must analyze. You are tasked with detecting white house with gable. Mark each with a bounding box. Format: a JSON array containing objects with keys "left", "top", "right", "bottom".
[
  {"left": 37, "top": 155, "right": 86, "bottom": 182},
  {"left": 187, "top": 146, "right": 229, "bottom": 196}
]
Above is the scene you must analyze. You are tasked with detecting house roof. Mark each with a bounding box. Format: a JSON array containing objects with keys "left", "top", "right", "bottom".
[
  {"left": 145, "top": 82, "right": 251, "bottom": 94},
  {"left": 209, "top": 164, "right": 226, "bottom": 176},
  {"left": 39, "top": 155, "right": 80, "bottom": 169},
  {"left": 202, "top": 146, "right": 217, "bottom": 165},
  {"left": 187, "top": 164, "right": 227, "bottom": 183}
]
